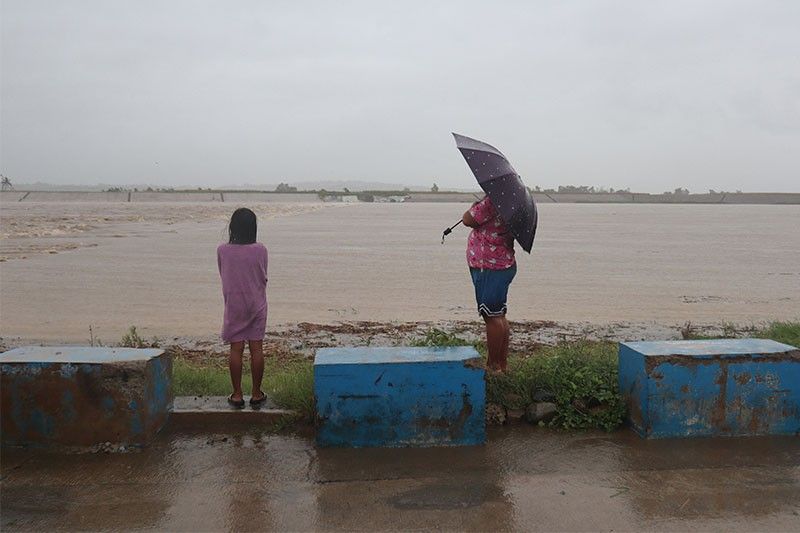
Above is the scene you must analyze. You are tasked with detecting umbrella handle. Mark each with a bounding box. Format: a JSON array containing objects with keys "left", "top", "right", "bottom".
[{"left": 441, "top": 219, "right": 463, "bottom": 244}]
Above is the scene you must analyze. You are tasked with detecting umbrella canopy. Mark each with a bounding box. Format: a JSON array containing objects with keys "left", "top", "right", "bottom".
[{"left": 452, "top": 133, "right": 538, "bottom": 253}]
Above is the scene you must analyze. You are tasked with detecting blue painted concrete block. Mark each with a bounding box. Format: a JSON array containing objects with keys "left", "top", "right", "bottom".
[
  {"left": 619, "top": 339, "right": 800, "bottom": 438},
  {"left": 314, "top": 347, "right": 485, "bottom": 448},
  {"left": 1, "top": 346, "right": 172, "bottom": 447}
]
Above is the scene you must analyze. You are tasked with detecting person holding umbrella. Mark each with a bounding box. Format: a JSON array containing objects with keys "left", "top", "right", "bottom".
[
  {"left": 462, "top": 196, "right": 517, "bottom": 371},
  {"left": 446, "top": 133, "right": 538, "bottom": 372}
]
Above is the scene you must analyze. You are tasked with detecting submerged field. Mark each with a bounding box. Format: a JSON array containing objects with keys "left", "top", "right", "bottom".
[{"left": 1, "top": 201, "right": 798, "bottom": 344}]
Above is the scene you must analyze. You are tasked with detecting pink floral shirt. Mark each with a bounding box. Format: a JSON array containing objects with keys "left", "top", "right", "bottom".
[{"left": 467, "top": 197, "right": 515, "bottom": 270}]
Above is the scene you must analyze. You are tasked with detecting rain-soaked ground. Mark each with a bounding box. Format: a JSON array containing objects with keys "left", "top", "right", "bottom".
[{"left": 2, "top": 426, "right": 799, "bottom": 532}]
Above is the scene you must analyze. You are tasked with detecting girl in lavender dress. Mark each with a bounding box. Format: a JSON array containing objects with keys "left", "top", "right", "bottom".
[{"left": 217, "top": 208, "right": 268, "bottom": 408}]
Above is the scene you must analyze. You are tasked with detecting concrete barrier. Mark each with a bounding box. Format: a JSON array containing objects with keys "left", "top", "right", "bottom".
[
  {"left": 619, "top": 339, "right": 800, "bottom": 438},
  {"left": 1, "top": 346, "right": 172, "bottom": 447},
  {"left": 314, "top": 346, "right": 485, "bottom": 447}
]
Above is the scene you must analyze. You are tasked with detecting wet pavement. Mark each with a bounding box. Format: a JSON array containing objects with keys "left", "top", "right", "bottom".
[{"left": 2, "top": 426, "right": 799, "bottom": 531}]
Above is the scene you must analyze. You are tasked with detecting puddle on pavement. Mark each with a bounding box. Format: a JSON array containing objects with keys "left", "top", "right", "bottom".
[{"left": 3, "top": 425, "right": 799, "bottom": 531}]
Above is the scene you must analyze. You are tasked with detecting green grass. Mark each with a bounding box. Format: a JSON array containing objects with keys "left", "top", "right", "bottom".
[
  {"left": 264, "top": 361, "right": 314, "bottom": 419},
  {"left": 173, "top": 357, "right": 315, "bottom": 421},
  {"left": 411, "top": 328, "right": 471, "bottom": 347},
  {"left": 411, "top": 327, "right": 487, "bottom": 354},
  {"left": 487, "top": 341, "right": 625, "bottom": 431},
  {"left": 119, "top": 326, "right": 159, "bottom": 349},
  {"left": 754, "top": 321, "right": 800, "bottom": 347},
  {"left": 682, "top": 321, "right": 800, "bottom": 347},
  {"left": 173, "top": 358, "right": 237, "bottom": 396}
]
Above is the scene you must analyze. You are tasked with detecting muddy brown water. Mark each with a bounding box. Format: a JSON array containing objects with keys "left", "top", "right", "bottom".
[
  {"left": 1, "top": 202, "right": 798, "bottom": 343},
  {"left": 2, "top": 426, "right": 799, "bottom": 531}
]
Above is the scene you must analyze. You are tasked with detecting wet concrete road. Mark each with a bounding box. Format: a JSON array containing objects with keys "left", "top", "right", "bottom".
[{"left": 2, "top": 426, "right": 799, "bottom": 532}]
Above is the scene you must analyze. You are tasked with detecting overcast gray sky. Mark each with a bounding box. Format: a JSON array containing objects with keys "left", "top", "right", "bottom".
[{"left": 2, "top": 0, "right": 798, "bottom": 192}]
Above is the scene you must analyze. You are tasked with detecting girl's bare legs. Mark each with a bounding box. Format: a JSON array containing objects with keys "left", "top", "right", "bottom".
[
  {"left": 229, "top": 341, "right": 245, "bottom": 401},
  {"left": 484, "top": 316, "right": 506, "bottom": 371},
  {"left": 248, "top": 340, "right": 265, "bottom": 400}
]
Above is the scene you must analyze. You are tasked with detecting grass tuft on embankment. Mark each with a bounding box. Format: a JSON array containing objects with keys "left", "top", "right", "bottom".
[
  {"left": 411, "top": 327, "right": 487, "bottom": 354},
  {"left": 681, "top": 321, "right": 800, "bottom": 347},
  {"left": 754, "top": 321, "right": 800, "bottom": 347},
  {"left": 486, "top": 341, "right": 625, "bottom": 431}
]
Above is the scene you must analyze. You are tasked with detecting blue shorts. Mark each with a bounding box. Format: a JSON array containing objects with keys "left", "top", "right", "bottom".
[{"left": 470, "top": 265, "right": 517, "bottom": 317}]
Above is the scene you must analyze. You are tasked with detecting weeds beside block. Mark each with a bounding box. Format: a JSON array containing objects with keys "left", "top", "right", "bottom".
[
  {"left": 1, "top": 346, "right": 172, "bottom": 447},
  {"left": 314, "top": 347, "right": 485, "bottom": 447},
  {"left": 619, "top": 339, "right": 800, "bottom": 438}
]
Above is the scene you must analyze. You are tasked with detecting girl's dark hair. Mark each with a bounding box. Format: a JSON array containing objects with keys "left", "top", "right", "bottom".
[{"left": 228, "top": 207, "right": 257, "bottom": 244}]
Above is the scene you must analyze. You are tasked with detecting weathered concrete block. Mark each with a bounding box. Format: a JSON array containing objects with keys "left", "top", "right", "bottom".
[
  {"left": 619, "top": 339, "right": 800, "bottom": 438},
  {"left": 1, "top": 346, "right": 172, "bottom": 447},
  {"left": 314, "top": 347, "right": 485, "bottom": 447}
]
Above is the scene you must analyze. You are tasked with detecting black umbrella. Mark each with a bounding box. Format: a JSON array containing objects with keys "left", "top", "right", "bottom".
[{"left": 446, "top": 133, "right": 538, "bottom": 252}]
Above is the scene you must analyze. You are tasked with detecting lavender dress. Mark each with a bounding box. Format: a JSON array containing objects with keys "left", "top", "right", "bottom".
[{"left": 217, "top": 242, "right": 268, "bottom": 343}]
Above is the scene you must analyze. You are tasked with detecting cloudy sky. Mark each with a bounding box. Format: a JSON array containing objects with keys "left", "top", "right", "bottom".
[{"left": 2, "top": 1, "right": 798, "bottom": 191}]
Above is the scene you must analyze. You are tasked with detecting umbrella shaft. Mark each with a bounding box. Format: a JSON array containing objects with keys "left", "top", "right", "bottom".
[
  {"left": 441, "top": 219, "right": 463, "bottom": 244},
  {"left": 447, "top": 219, "right": 463, "bottom": 232}
]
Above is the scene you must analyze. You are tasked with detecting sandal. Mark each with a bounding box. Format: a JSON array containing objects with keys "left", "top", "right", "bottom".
[
  {"left": 227, "top": 394, "right": 245, "bottom": 409},
  {"left": 249, "top": 393, "right": 267, "bottom": 407}
]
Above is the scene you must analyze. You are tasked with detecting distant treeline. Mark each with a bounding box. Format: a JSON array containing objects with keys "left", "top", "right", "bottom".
[
  {"left": 102, "top": 184, "right": 754, "bottom": 195},
  {"left": 533, "top": 185, "right": 747, "bottom": 195}
]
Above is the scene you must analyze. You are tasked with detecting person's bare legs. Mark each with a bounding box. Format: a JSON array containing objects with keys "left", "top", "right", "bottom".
[
  {"left": 229, "top": 341, "right": 245, "bottom": 401},
  {"left": 497, "top": 316, "right": 510, "bottom": 371},
  {"left": 248, "top": 340, "right": 265, "bottom": 401},
  {"left": 484, "top": 315, "right": 506, "bottom": 371}
]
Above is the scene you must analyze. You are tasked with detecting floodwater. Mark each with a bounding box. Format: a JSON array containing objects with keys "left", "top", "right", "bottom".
[
  {"left": 2, "top": 426, "right": 799, "bottom": 531},
  {"left": 0, "top": 202, "right": 799, "bottom": 342}
]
